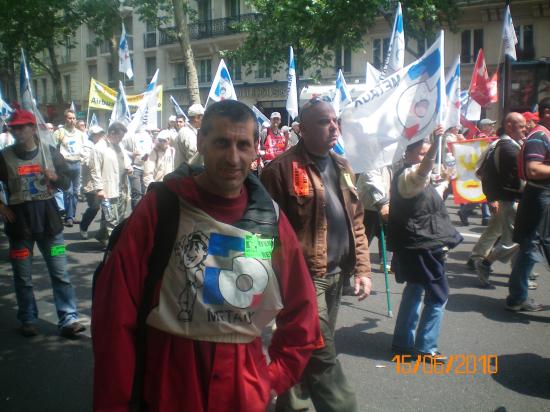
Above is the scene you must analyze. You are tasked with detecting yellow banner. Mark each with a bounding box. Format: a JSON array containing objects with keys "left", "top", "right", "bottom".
[{"left": 88, "top": 78, "right": 163, "bottom": 111}]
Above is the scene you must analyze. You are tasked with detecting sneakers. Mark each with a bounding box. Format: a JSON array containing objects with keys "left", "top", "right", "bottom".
[
  {"left": 18, "top": 323, "right": 38, "bottom": 337},
  {"left": 457, "top": 210, "right": 469, "bottom": 226},
  {"left": 342, "top": 285, "right": 356, "bottom": 296},
  {"left": 475, "top": 259, "right": 493, "bottom": 288},
  {"left": 528, "top": 280, "right": 538, "bottom": 290},
  {"left": 59, "top": 321, "right": 86, "bottom": 339},
  {"left": 492, "top": 243, "right": 520, "bottom": 263},
  {"left": 63, "top": 218, "right": 74, "bottom": 227},
  {"left": 416, "top": 350, "right": 447, "bottom": 363},
  {"left": 505, "top": 298, "right": 543, "bottom": 312},
  {"left": 80, "top": 229, "right": 88, "bottom": 240}
]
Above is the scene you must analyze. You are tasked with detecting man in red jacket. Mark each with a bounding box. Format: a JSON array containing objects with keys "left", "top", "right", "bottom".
[{"left": 92, "top": 100, "right": 320, "bottom": 412}]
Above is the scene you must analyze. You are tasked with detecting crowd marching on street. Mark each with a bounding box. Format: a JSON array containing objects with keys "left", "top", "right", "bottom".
[{"left": 0, "top": 2, "right": 549, "bottom": 411}]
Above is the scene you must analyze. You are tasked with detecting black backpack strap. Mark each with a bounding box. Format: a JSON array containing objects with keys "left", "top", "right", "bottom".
[{"left": 130, "top": 182, "right": 180, "bottom": 412}]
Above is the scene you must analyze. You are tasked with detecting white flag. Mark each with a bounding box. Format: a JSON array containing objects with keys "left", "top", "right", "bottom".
[
  {"left": 169, "top": 95, "right": 188, "bottom": 121},
  {"left": 127, "top": 69, "right": 159, "bottom": 134},
  {"left": 286, "top": 46, "right": 298, "bottom": 120},
  {"left": 332, "top": 69, "right": 352, "bottom": 114},
  {"left": 110, "top": 81, "right": 132, "bottom": 126},
  {"left": 70, "top": 101, "right": 76, "bottom": 112},
  {"left": 119, "top": 23, "right": 134, "bottom": 79},
  {"left": 252, "top": 105, "right": 269, "bottom": 127},
  {"left": 382, "top": 2, "right": 405, "bottom": 77},
  {"left": 0, "top": 87, "right": 13, "bottom": 118},
  {"left": 207, "top": 59, "right": 237, "bottom": 102},
  {"left": 341, "top": 32, "right": 446, "bottom": 172},
  {"left": 444, "top": 55, "right": 461, "bottom": 129},
  {"left": 365, "top": 62, "right": 382, "bottom": 91},
  {"left": 502, "top": 5, "right": 518, "bottom": 60}
]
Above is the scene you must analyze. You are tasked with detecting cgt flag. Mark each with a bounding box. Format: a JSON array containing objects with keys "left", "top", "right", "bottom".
[
  {"left": 119, "top": 23, "right": 134, "bottom": 79},
  {"left": 170, "top": 95, "right": 188, "bottom": 121},
  {"left": 332, "top": 69, "right": 352, "bottom": 115},
  {"left": 252, "top": 105, "right": 269, "bottom": 128},
  {"left": 110, "top": 81, "right": 132, "bottom": 126},
  {"left": 341, "top": 31, "right": 446, "bottom": 172},
  {"left": 469, "top": 49, "right": 493, "bottom": 107},
  {"left": 208, "top": 59, "right": 237, "bottom": 102}
]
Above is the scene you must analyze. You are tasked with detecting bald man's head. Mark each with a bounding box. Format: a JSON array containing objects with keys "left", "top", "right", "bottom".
[{"left": 503, "top": 112, "right": 526, "bottom": 141}]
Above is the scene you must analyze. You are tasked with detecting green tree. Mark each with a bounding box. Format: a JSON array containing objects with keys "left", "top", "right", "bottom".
[
  {"left": 0, "top": 0, "right": 82, "bottom": 105},
  {"left": 233, "top": 0, "right": 459, "bottom": 80},
  {"left": 132, "top": 0, "right": 201, "bottom": 104}
]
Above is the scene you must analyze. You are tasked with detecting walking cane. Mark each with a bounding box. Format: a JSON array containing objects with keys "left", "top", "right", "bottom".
[{"left": 378, "top": 214, "right": 393, "bottom": 318}]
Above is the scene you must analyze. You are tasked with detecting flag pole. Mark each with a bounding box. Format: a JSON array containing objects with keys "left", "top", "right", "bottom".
[{"left": 503, "top": 0, "right": 512, "bottom": 116}]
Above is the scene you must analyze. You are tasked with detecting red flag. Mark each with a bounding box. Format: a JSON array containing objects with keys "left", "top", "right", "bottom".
[
  {"left": 488, "top": 71, "right": 498, "bottom": 104},
  {"left": 469, "top": 49, "right": 492, "bottom": 107}
]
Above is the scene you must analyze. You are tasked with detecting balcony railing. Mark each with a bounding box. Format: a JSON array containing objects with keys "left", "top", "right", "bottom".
[
  {"left": 86, "top": 44, "right": 97, "bottom": 58},
  {"left": 159, "top": 13, "right": 260, "bottom": 45}
]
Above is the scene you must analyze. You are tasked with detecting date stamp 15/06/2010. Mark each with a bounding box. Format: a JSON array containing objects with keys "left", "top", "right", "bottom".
[{"left": 392, "top": 354, "right": 498, "bottom": 375}]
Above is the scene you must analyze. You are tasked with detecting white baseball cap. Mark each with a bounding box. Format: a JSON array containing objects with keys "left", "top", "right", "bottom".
[
  {"left": 168, "top": 115, "right": 177, "bottom": 122},
  {"left": 270, "top": 111, "right": 281, "bottom": 119},
  {"left": 156, "top": 130, "right": 172, "bottom": 141},
  {"left": 89, "top": 125, "right": 104, "bottom": 135},
  {"left": 188, "top": 104, "right": 205, "bottom": 117}
]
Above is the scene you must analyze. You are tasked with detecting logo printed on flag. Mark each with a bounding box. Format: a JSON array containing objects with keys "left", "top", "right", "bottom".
[
  {"left": 208, "top": 59, "right": 237, "bottom": 103},
  {"left": 382, "top": 2, "right": 405, "bottom": 78}
]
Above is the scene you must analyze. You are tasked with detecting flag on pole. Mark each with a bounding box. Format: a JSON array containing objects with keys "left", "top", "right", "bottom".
[
  {"left": 0, "top": 87, "right": 13, "bottom": 118},
  {"left": 128, "top": 69, "right": 159, "bottom": 134},
  {"left": 503, "top": 5, "right": 518, "bottom": 60},
  {"left": 340, "top": 31, "right": 446, "bottom": 172},
  {"left": 119, "top": 23, "right": 134, "bottom": 79},
  {"left": 469, "top": 49, "right": 493, "bottom": 107},
  {"left": 382, "top": 2, "right": 405, "bottom": 77},
  {"left": 444, "top": 55, "right": 461, "bottom": 129},
  {"left": 286, "top": 46, "right": 298, "bottom": 120},
  {"left": 88, "top": 113, "right": 99, "bottom": 129},
  {"left": 19, "top": 49, "right": 55, "bottom": 166},
  {"left": 207, "top": 59, "right": 237, "bottom": 102},
  {"left": 252, "top": 105, "right": 269, "bottom": 127},
  {"left": 110, "top": 81, "right": 132, "bottom": 126},
  {"left": 332, "top": 69, "right": 352, "bottom": 114},
  {"left": 460, "top": 90, "right": 481, "bottom": 121},
  {"left": 169, "top": 95, "right": 188, "bottom": 121},
  {"left": 365, "top": 62, "right": 382, "bottom": 91}
]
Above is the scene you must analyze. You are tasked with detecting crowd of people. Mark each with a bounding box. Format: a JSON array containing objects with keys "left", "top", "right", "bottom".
[{"left": 0, "top": 96, "right": 548, "bottom": 411}]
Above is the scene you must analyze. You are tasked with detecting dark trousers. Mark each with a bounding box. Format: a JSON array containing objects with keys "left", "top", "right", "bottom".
[
  {"left": 80, "top": 193, "right": 101, "bottom": 231},
  {"left": 63, "top": 161, "right": 81, "bottom": 220},
  {"left": 275, "top": 274, "right": 357, "bottom": 412},
  {"left": 129, "top": 167, "right": 145, "bottom": 210}
]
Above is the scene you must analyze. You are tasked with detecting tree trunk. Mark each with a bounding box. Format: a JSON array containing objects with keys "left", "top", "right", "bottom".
[
  {"left": 172, "top": 0, "right": 201, "bottom": 105},
  {"left": 47, "top": 44, "right": 64, "bottom": 105},
  {"left": 110, "top": 34, "right": 121, "bottom": 86}
]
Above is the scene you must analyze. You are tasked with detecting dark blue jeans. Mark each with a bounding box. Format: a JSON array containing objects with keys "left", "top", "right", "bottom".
[
  {"left": 63, "top": 160, "right": 81, "bottom": 221},
  {"left": 9, "top": 232, "right": 79, "bottom": 328},
  {"left": 80, "top": 192, "right": 101, "bottom": 231}
]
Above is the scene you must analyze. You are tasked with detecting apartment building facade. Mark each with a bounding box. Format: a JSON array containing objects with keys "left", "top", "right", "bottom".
[{"left": 30, "top": 0, "right": 550, "bottom": 126}]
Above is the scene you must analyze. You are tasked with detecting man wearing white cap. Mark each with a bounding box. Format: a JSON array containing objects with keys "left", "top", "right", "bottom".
[
  {"left": 262, "top": 111, "right": 287, "bottom": 163},
  {"left": 144, "top": 130, "right": 175, "bottom": 188},
  {"left": 79, "top": 125, "right": 105, "bottom": 239},
  {"left": 174, "top": 103, "right": 204, "bottom": 167}
]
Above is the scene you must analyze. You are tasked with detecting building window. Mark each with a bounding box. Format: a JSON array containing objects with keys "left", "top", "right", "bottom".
[
  {"left": 515, "top": 25, "right": 534, "bottom": 60},
  {"left": 145, "top": 56, "right": 157, "bottom": 84},
  {"left": 461, "top": 29, "right": 483, "bottom": 63},
  {"left": 198, "top": 59, "right": 212, "bottom": 83},
  {"left": 373, "top": 38, "right": 390, "bottom": 70},
  {"left": 255, "top": 62, "right": 271, "bottom": 79},
  {"left": 33, "top": 79, "right": 38, "bottom": 98},
  {"left": 228, "top": 58, "right": 241, "bottom": 81},
  {"left": 88, "top": 64, "right": 97, "bottom": 80},
  {"left": 64, "top": 75, "right": 71, "bottom": 100},
  {"left": 198, "top": 0, "right": 211, "bottom": 21},
  {"left": 225, "top": 0, "right": 239, "bottom": 17},
  {"left": 335, "top": 46, "right": 352, "bottom": 73},
  {"left": 174, "top": 62, "right": 187, "bottom": 86}
]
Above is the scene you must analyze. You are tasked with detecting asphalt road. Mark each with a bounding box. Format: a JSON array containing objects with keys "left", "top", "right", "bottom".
[{"left": 0, "top": 199, "right": 549, "bottom": 412}]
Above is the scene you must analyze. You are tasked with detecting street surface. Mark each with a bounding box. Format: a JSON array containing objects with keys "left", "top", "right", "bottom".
[{"left": 0, "top": 199, "right": 549, "bottom": 412}]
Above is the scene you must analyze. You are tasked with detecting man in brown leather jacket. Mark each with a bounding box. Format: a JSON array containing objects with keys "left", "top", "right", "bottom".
[{"left": 261, "top": 99, "right": 371, "bottom": 412}]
